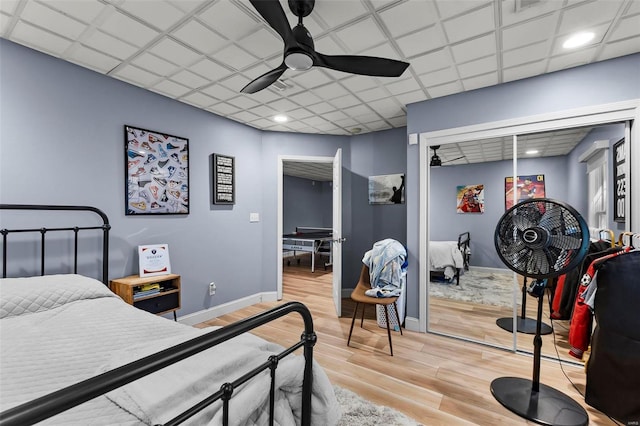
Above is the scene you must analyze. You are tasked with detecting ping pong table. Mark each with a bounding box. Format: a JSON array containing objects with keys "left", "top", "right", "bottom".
[{"left": 283, "top": 227, "right": 333, "bottom": 273}]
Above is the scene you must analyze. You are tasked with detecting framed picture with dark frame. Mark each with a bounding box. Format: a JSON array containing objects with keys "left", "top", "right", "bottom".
[
  {"left": 211, "top": 153, "right": 235, "bottom": 205},
  {"left": 125, "top": 125, "right": 189, "bottom": 215}
]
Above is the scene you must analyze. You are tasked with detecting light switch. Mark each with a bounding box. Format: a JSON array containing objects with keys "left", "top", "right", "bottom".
[{"left": 249, "top": 212, "right": 259, "bottom": 222}]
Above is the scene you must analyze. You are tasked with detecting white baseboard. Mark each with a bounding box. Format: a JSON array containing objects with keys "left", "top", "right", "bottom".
[
  {"left": 404, "top": 316, "right": 420, "bottom": 332},
  {"left": 178, "top": 291, "right": 278, "bottom": 326}
]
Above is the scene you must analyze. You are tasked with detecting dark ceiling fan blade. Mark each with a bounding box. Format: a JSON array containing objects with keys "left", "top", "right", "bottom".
[
  {"left": 249, "top": 0, "right": 292, "bottom": 42},
  {"left": 240, "top": 63, "right": 287, "bottom": 94},
  {"left": 313, "top": 52, "right": 409, "bottom": 77}
]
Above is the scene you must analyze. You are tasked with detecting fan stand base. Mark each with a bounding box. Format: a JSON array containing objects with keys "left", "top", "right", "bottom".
[
  {"left": 496, "top": 317, "right": 552, "bottom": 335},
  {"left": 491, "top": 377, "right": 588, "bottom": 426}
]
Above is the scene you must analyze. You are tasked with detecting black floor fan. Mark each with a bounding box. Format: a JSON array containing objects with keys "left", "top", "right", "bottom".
[{"left": 491, "top": 199, "right": 590, "bottom": 426}]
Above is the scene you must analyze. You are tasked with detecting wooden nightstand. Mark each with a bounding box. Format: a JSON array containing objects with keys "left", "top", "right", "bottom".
[{"left": 110, "top": 274, "right": 181, "bottom": 320}]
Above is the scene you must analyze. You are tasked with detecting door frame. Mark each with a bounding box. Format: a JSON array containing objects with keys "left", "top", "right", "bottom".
[
  {"left": 418, "top": 99, "right": 640, "bottom": 335},
  {"left": 277, "top": 154, "right": 338, "bottom": 300}
]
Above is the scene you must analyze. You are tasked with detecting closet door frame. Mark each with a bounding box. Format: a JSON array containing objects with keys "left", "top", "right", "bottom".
[{"left": 418, "top": 100, "right": 640, "bottom": 349}]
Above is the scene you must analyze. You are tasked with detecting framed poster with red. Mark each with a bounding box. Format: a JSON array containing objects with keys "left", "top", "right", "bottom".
[{"left": 504, "top": 174, "right": 545, "bottom": 210}]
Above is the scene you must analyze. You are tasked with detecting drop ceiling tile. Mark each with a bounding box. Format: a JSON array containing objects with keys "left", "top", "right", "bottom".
[
  {"left": 301, "top": 115, "right": 329, "bottom": 127},
  {"left": 248, "top": 104, "right": 278, "bottom": 117},
  {"left": 368, "top": 97, "right": 404, "bottom": 116},
  {"left": 43, "top": 0, "right": 106, "bottom": 22},
  {"left": 360, "top": 42, "right": 402, "bottom": 60},
  {"left": 608, "top": 14, "right": 640, "bottom": 41},
  {"left": 226, "top": 95, "right": 260, "bottom": 109},
  {"left": 457, "top": 55, "right": 497, "bottom": 78},
  {"left": 282, "top": 120, "right": 310, "bottom": 130},
  {"left": 435, "top": 0, "right": 492, "bottom": 20},
  {"left": 396, "top": 25, "right": 446, "bottom": 57},
  {"left": 288, "top": 91, "right": 323, "bottom": 106},
  {"left": 502, "top": 60, "right": 546, "bottom": 82},
  {"left": 547, "top": 47, "right": 596, "bottom": 72},
  {"left": 334, "top": 117, "right": 359, "bottom": 127},
  {"left": 0, "top": 0, "right": 20, "bottom": 15},
  {"left": 190, "top": 58, "right": 233, "bottom": 80},
  {"left": 181, "top": 91, "right": 216, "bottom": 107},
  {"left": 552, "top": 22, "right": 608, "bottom": 55},
  {"left": 250, "top": 118, "right": 276, "bottom": 128},
  {"left": 462, "top": 71, "right": 499, "bottom": 91},
  {"left": 357, "top": 86, "right": 388, "bottom": 102},
  {"left": 100, "top": 9, "right": 159, "bottom": 47},
  {"left": 379, "top": 0, "right": 438, "bottom": 38},
  {"left": 197, "top": 1, "right": 259, "bottom": 41},
  {"left": 314, "top": 35, "right": 348, "bottom": 55},
  {"left": 114, "top": 64, "right": 160, "bottom": 86},
  {"left": 342, "top": 104, "right": 373, "bottom": 117},
  {"left": 288, "top": 69, "right": 333, "bottom": 89},
  {"left": 170, "top": 69, "right": 209, "bottom": 88},
  {"left": 201, "top": 83, "right": 237, "bottom": 100},
  {"left": 598, "top": 36, "right": 640, "bottom": 60},
  {"left": 443, "top": 4, "right": 494, "bottom": 44},
  {"left": 67, "top": 44, "right": 120, "bottom": 73},
  {"left": 0, "top": 12, "right": 10, "bottom": 32},
  {"left": 311, "top": 82, "right": 350, "bottom": 99},
  {"left": 387, "top": 116, "right": 407, "bottom": 127},
  {"left": 322, "top": 110, "right": 349, "bottom": 121},
  {"left": 118, "top": 0, "right": 184, "bottom": 30},
  {"left": 409, "top": 49, "right": 455, "bottom": 73},
  {"left": 21, "top": 2, "right": 87, "bottom": 39},
  {"left": 502, "top": 14, "right": 557, "bottom": 51},
  {"left": 559, "top": 1, "right": 622, "bottom": 33},
  {"left": 242, "top": 63, "right": 273, "bottom": 80},
  {"left": 329, "top": 94, "right": 362, "bottom": 109},
  {"left": 246, "top": 88, "right": 281, "bottom": 103},
  {"left": 238, "top": 28, "right": 282, "bottom": 58},
  {"left": 502, "top": 41, "right": 549, "bottom": 68},
  {"left": 427, "top": 80, "right": 464, "bottom": 98},
  {"left": 365, "top": 121, "right": 392, "bottom": 131},
  {"left": 213, "top": 44, "right": 257, "bottom": 70},
  {"left": 171, "top": 20, "right": 228, "bottom": 55},
  {"left": 11, "top": 21, "right": 72, "bottom": 55},
  {"left": 131, "top": 52, "right": 179, "bottom": 77},
  {"left": 450, "top": 33, "right": 496, "bottom": 63},
  {"left": 168, "top": 0, "right": 208, "bottom": 14},
  {"left": 306, "top": 102, "right": 336, "bottom": 114},
  {"left": 230, "top": 110, "right": 260, "bottom": 122},
  {"left": 269, "top": 98, "right": 299, "bottom": 112},
  {"left": 312, "top": 0, "right": 368, "bottom": 27},
  {"left": 207, "top": 102, "right": 240, "bottom": 116},
  {"left": 340, "top": 75, "right": 379, "bottom": 92},
  {"left": 287, "top": 108, "right": 315, "bottom": 119},
  {"left": 152, "top": 79, "right": 191, "bottom": 97},
  {"left": 82, "top": 29, "right": 138, "bottom": 59},
  {"left": 384, "top": 77, "right": 421, "bottom": 95},
  {"left": 149, "top": 37, "right": 201, "bottom": 65},
  {"left": 419, "top": 66, "right": 458, "bottom": 86},
  {"left": 335, "top": 18, "right": 387, "bottom": 53},
  {"left": 396, "top": 90, "right": 427, "bottom": 106}
]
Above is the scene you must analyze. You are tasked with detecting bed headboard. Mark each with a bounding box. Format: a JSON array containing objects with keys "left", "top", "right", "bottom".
[{"left": 0, "top": 204, "right": 111, "bottom": 284}]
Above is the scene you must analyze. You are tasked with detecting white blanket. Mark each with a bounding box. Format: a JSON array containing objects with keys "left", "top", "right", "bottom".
[
  {"left": 429, "top": 241, "right": 465, "bottom": 280},
  {"left": 0, "top": 274, "right": 339, "bottom": 425}
]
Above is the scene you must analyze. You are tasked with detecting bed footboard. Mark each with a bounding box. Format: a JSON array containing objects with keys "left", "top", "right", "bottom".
[
  {"left": 457, "top": 231, "right": 471, "bottom": 272},
  {"left": 0, "top": 301, "right": 317, "bottom": 426}
]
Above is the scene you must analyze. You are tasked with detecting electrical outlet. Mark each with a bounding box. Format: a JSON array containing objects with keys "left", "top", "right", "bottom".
[{"left": 209, "top": 282, "right": 216, "bottom": 296}]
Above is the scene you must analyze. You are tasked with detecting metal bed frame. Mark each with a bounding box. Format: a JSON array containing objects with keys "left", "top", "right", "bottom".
[
  {"left": 0, "top": 204, "right": 317, "bottom": 426},
  {"left": 430, "top": 231, "right": 471, "bottom": 285}
]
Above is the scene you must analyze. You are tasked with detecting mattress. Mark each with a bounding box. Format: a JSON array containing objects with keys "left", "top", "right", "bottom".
[
  {"left": 0, "top": 274, "right": 339, "bottom": 425},
  {"left": 429, "top": 241, "right": 465, "bottom": 280}
]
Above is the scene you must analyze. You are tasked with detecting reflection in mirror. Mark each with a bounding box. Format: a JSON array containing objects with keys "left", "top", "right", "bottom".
[{"left": 427, "top": 122, "right": 627, "bottom": 365}]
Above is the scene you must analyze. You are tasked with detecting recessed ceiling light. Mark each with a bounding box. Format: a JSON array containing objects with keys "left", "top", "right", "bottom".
[
  {"left": 273, "top": 115, "right": 288, "bottom": 123},
  {"left": 526, "top": 149, "right": 539, "bottom": 155},
  {"left": 563, "top": 31, "right": 595, "bottom": 49}
]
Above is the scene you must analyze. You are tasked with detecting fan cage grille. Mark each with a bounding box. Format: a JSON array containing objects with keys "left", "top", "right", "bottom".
[{"left": 494, "top": 199, "right": 589, "bottom": 279}]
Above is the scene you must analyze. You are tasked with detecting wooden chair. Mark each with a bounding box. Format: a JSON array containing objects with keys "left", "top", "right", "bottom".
[{"left": 347, "top": 265, "right": 403, "bottom": 356}]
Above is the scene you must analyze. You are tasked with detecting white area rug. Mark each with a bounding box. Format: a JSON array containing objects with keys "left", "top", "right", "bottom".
[
  {"left": 335, "top": 385, "right": 422, "bottom": 426},
  {"left": 429, "top": 268, "right": 517, "bottom": 308}
]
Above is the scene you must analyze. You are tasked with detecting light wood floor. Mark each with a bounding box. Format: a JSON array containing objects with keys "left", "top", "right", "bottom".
[{"left": 197, "top": 260, "right": 618, "bottom": 425}]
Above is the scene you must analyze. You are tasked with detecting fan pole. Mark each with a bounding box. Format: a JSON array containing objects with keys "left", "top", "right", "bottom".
[
  {"left": 491, "top": 279, "right": 588, "bottom": 426},
  {"left": 496, "top": 277, "right": 553, "bottom": 335}
]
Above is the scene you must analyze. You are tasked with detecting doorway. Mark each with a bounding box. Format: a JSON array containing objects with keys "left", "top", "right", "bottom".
[{"left": 277, "top": 152, "right": 343, "bottom": 316}]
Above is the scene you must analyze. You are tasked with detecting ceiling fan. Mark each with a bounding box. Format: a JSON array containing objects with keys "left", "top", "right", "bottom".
[
  {"left": 430, "top": 145, "right": 465, "bottom": 167},
  {"left": 241, "top": 0, "right": 410, "bottom": 94}
]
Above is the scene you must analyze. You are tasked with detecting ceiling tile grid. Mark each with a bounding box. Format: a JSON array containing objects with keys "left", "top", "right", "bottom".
[{"left": 1, "top": 0, "right": 639, "bottom": 137}]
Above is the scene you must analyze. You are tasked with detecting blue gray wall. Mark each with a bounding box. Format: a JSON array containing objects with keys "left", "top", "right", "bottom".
[
  {"left": 283, "top": 175, "right": 332, "bottom": 234},
  {"left": 430, "top": 156, "right": 568, "bottom": 268}
]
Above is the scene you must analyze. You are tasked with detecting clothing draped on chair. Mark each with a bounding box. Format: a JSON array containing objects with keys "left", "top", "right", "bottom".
[{"left": 361, "top": 238, "right": 407, "bottom": 296}]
